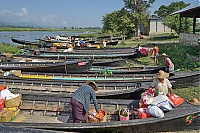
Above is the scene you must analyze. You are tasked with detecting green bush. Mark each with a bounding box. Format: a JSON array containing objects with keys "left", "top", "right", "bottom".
[{"left": 157, "top": 43, "right": 200, "bottom": 71}]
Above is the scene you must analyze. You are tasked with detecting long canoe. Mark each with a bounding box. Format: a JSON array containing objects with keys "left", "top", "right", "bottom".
[
  {"left": 0, "top": 71, "right": 199, "bottom": 99},
  {"left": 89, "top": 66, "right": 165, "bottom": 74},
  {"left": 11, "top": 57, "right": 126, "bottom": 67},
  {"left": 92, "top": 59, "right": 126, "bottom": 67},
  {"left": 0, "top": 59, "right": 93, "bottom": 73},
  {"left": 1, "top": 96, "right": 199, "bottom": 133},
  {"left": 11, "top": 38, "right": 42, "bottom": 47},
  {"left": 14, "top": 52, "right": 135, "bottom": 59},
  {"left": 26, "top": 48, "right": 134, "bottom": 54},
  {"left": 1, "top": 71, "right": 199, "bottom": 86}
]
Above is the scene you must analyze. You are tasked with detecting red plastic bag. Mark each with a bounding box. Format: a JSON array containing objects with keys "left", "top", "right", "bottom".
[
  {"left": 0, "top": 98, "right": 5, "bottom": 111},
  {"left": 0, "top": 85, "right": 7, "bottom": 91},
  {"left": 168, "top": 94, "right": 184, "bottom": 107},
  {"left": 141, "top": 89, "right": 154, "bottom": 105}
]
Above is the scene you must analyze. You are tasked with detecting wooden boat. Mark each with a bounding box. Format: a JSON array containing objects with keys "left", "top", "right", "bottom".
[
  {"left": 11, "top": 38, "right": 42, "bottom": 47},
  {"left": 92, "top": 59, "right": 126, "bottom": 67},
  {"left": 1, "top": 95, "right": 199, "bottom": 133},
  {"left": 14, "top": 84, "right": 145, "bottom": 99},
  {"left": 0, "top": 75, "right": 146, "bottom": 99},
  {"left": 89, "top": 66, "right": 165, "bottom": 74},
  {"left": 106, "top": 41, "right": 118, "bottom": 46},
  {"left": 11, "top": 38, "right": 53, "bottom": 48},
  {"left": 25, "top": 48, "right": 134, "bottom": 54},
  {"left": 0, "top": 59, "right": 93, "bottom": 73},
  {"left": 9, "top": 71, "right": 200, "bottom": 87},
  {"left": 14, "top": 52, "right": 135, "bottom": 59},
  {"left": 11, "top": 57, "right": 126, "bottom": 67},
  {"left": 74, "top": 46, "right": 135, "bottom": 50}
]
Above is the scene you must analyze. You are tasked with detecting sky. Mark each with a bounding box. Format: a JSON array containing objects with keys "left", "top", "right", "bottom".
[{"left": 0, "top": 0, "right": 199, "bottom": 28}]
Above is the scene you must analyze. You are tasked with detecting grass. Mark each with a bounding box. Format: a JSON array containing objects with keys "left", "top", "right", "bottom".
[
  {"left": 173, "top": 86, "right": 200, "bottom": 101},
  {"left": 0, "top": 43, "right": 21, "bottom": 54}
]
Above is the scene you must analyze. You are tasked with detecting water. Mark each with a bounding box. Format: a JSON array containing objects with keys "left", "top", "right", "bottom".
[{"left": 0, "top": 31, "right": 82, "bottom": 45}]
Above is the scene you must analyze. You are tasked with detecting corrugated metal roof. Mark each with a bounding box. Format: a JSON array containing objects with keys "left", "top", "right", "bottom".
[{"left": 170, "top": 2, "right": 200, "bottom": 16}]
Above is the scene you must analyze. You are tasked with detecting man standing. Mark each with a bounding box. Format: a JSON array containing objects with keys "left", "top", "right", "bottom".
[
  {"left": 153, "top": 44, "right": 159, "bottom": 65},
  {"left": 70, "top": 80, "right": 102, "bottom": 123}
]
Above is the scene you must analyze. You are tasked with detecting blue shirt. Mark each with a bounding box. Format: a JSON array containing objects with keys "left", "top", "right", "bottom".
[{"left": 71, "top": 84, "right": 100, "bottom": 113}]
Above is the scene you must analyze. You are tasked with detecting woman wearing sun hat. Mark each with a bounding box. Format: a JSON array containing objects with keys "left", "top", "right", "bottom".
[
  {"left": 162, "top": 53, "right": 174, "bottom": 73},
  {"left": 70, "top": 80, "right": 102, "bottom": 123},
  {"left": 148, "top": 70, "right": 173, "bottom": 96},
  {"left": 139, "top": 70, "right": 173, "bottom": 107}
]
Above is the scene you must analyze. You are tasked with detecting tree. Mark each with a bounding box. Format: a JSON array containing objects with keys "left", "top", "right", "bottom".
[
  {"left": 102, "top": 9, "right": 137, "bottom": 38},
  {"left": 154, "top": 1, "right": 191, "bottom": 34},
  {"left": 123, "top": 0, "right": 156, "bottom": 37}
]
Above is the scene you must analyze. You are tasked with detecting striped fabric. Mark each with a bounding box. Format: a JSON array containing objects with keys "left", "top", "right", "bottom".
[{"left": 71, "top": 84, "right": 100, "bottom": 113}]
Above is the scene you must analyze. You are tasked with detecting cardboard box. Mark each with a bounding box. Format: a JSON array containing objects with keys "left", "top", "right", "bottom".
[
  {"left": 4, "top": 107, "right": 20, "bottom": 117},
  {"left": 0, "top": 110, "right": 12, "bottom": 122}
]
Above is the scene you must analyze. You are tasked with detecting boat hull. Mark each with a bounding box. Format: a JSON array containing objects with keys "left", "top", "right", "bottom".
[{"left": 0, "top": 60, "right": 93, "bottom": 73}]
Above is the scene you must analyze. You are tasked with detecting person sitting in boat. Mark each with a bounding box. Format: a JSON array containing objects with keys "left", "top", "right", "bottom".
[
  {"left": 63, "top": 44, "right": 74, "bottom": 52},
  {"left": 103, "top": 39, "right": 107, "bottom": 48},
  {"left": 70, "top": 81, "right": 103, "bottom": 123},
  {"left": 162, "top": 53, "right": 174, "bottom": 73},
  {"left": 139, "top": 70, "right": 173, "bottom": 107},
  {"left": 79, "top": 38, "right": 85, "bottom": 48}
]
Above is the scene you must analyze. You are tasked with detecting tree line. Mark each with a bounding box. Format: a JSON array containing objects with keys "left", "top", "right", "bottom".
[{"left": 101, "top": 0, "right": 198, "bottom": 38}]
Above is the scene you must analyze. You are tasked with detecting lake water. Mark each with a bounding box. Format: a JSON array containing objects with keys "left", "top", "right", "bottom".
[{"left": 0, "top": 31, "right": 82, "bottom": 45}]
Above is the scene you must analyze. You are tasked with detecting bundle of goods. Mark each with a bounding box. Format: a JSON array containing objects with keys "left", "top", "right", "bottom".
[
  {"left": 138, "top": 90, "right": 184, "bottom": 119},
  {"left": 88, "top": 109, "right": 106, "bottom": 123},
  {"left": 146, "top": 93, "right": 184, "bottom": 118},
  {"left": 0, "top": 84, "right": 21, "bottom": 122}
]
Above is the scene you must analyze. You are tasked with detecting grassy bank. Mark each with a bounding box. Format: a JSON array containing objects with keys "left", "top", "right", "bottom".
[
  {"left": 0, "top": 42, "right": 21, "bottom": 54},
  {"left": 0, "top": 27, "right": 102, "bottom": 32}
]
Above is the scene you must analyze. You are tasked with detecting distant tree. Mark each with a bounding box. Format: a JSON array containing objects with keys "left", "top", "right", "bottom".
[{"left": 154, "top": 1, "right": 191, "bottom": 34}]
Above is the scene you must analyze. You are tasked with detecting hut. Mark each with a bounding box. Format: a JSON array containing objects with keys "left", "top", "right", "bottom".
[{"left": 170, "top": 2, "right": 200, "bottom": 45}]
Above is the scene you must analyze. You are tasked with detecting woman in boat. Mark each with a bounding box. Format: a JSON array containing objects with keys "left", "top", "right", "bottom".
[
  {"left": 70, "top": 80, "right": 102, "bottom": 123},
  {"left": 139, "top": 70, "right": 173, "bottom": 107},
  {"left": 148, "top": 70, "right": 173, "bottom": 96},
  {"left": 63, "top": 44, "right": 74, "bottom": 52},
  {"left": 162, "top": 53, "right": 174, "bottom": 73}
]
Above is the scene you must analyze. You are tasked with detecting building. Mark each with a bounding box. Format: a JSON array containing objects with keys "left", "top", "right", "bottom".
[
  {"left": 141, "top": 15, "right": 172, "bottom": 36},
  {"left": 170, "top": 2, "right": 200, "bottom": 45}
]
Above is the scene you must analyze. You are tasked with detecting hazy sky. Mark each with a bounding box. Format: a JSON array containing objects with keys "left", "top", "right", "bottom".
[{"left": 0, "top": 0, "right": 199, "bottom": 27}]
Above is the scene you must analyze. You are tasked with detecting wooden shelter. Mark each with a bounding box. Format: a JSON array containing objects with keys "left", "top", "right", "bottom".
[{"left": 170, "top": 2, "right": 200, "bottom": 45}]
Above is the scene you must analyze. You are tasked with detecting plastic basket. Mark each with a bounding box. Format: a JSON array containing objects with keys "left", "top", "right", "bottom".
[
  {"left": 119, "top": 108, "right": 129, "bottom": 121},
  {"left": 5, "top": 94, "right": 22, "bottom": 108}
]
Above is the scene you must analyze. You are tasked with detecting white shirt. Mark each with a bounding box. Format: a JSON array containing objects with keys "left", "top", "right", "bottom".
[{"left": 150, "top": 78, "right": 172, "bottom": 96}]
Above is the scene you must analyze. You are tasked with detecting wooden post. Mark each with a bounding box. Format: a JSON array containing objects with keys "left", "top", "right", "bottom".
[
  {"left": 193, "top": 16, "right": 196, "bottom": 34},
  {"left": 179, "top": 15, "right": 182, "bottom": 33}
]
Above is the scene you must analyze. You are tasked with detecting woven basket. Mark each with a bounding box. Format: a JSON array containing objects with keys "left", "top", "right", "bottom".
[
  {"left": 5, "top": 94, "right": 22, "bottom": 108},
  {"left": 87, "top": 109, "right": 107, "bottom": 123},
  {"left": 88, "top": 114, "right": 107, "bottom": 123}
]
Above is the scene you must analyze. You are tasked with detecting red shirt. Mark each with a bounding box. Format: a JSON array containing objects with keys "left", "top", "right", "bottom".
[{"left": 153, "top": 46, "right": 159, "bottom": 54}]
